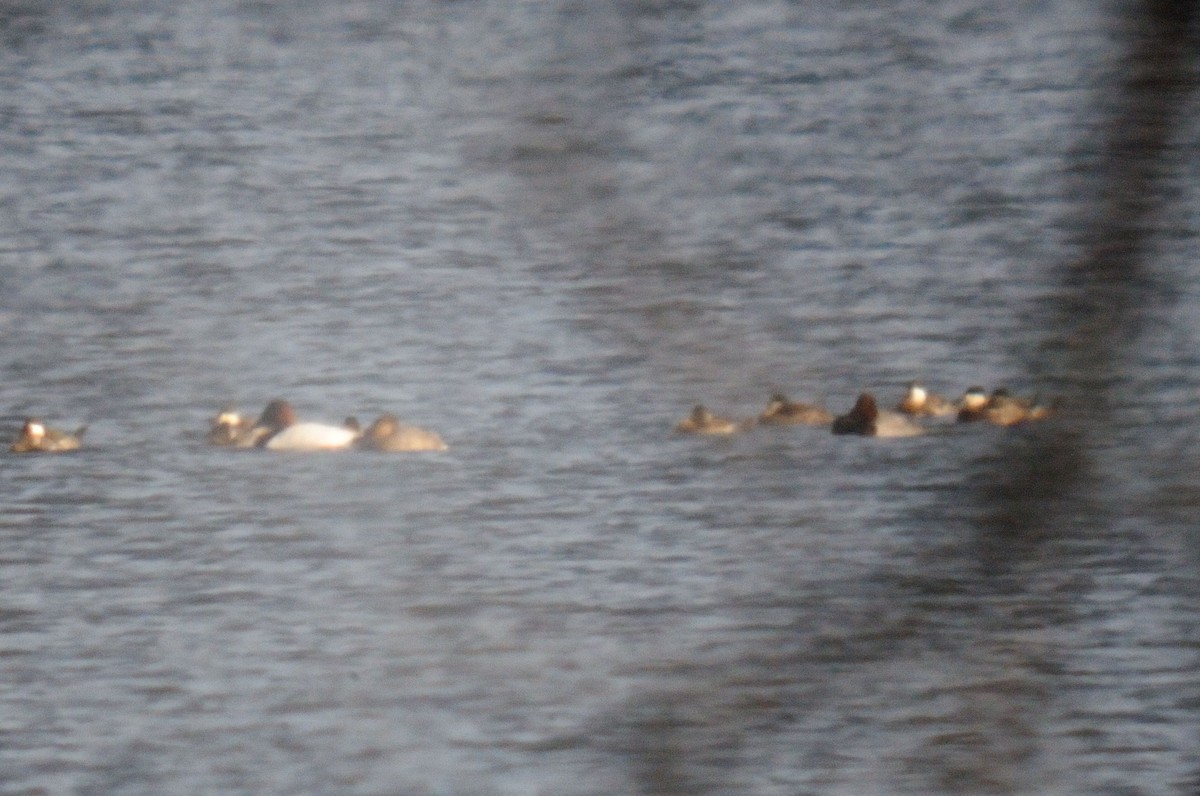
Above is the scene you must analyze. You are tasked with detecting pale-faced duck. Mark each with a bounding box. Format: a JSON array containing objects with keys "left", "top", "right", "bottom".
[
  {"left": 10, "top": 418, "right": 86, "bottom": 453},
  {"left": 895, "top": 382, "right": 957, "bottom": 418}
]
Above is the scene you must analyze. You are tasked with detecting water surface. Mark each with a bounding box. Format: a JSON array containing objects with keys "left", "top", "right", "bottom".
[{"left": 1, "top": 2, "right": 1197, "bottom": 794}]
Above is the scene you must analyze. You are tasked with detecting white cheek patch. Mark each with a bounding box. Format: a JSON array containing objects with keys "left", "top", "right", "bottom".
[
  {"left": 962, "top": 393, "right": 987, "bottom": 409},
  {"left": 910, "top": 386, "right": 927, "bottom": 403},
  {"left": 28, "top": 422, "right": 45, "bottom": 438},
  {"left": 216, "top": 412, "right": 241, "bottom": 426}
]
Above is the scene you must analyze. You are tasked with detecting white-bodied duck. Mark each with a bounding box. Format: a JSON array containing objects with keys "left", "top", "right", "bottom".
[
  {"left": 832, "top": 393, "right": 925, "bottom": 437},
  {"left": 250, "top": 400, "right": 359, "bottom": 451}
]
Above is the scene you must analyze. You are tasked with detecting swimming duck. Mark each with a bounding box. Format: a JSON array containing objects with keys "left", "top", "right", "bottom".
[
  {"left": 895, "top": 382, "right": 957, "bottom": 417},
  {"left": 207, "top": 406, "right": 261, "bottom": 447},
  {"left": 832, "top": 393, "right": 925, "bottom": 437},
  {"left": 356, "top": 413, "right": 448, "bottom": 452},
  {"left": 675, "top": 405, "right": 744, "bottom": 435},
  {"left": 957, "top": 387, "right": 1052, "bottom": 426},
  {"left": 10, "top": 418, "right": 87, "bottom": 453},
  {"left": 956, "top": 386, "right": 991, "bottom": 423},
  {"left": 983, "top": 389, "right": 1032, "bottom": 426},
  {"left": 249, "top": 400, "right": 359, "bottom": 451},
  {"left": 758, "top": 393, "right": 834, "bottom": 425}
]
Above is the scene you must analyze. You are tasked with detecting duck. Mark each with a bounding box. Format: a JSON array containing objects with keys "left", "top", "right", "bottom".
[
  {"left": 982, "top": 389, "right": 1033, "bottom": 426},
  {"left": 356, "top": 413, "right": 448, "bottom": 452},
  {"left": 956, "top": 386, "right": 992, "bottom": 423},
  {"left": 675, "top": 405, "right": 744, "bottom": 435},
  {"left": 758, "top": 393, "right": 834, "bottom": 425},
  {"left": 207, "top": 406, "right": 261, "bottom": 447},
  {"left": 990, "top": 388, "right": 1056, "bottom": 424},
  {"left": 10, "top": 418, "right": 87, "bottom": 453},
  {"left": 249, "top": 400, "right": 360, "bottom": 451},
  {"left": 832, "top": 393, "right": 925, "bottom": 437},
  {"left": 957, "top": 387, "right": 1052, "bottom": 426},
  {"left": 895, "top": 382, "right": 957, "bottom": 417}
]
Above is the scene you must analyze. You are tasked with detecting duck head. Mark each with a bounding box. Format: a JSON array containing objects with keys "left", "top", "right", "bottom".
[
  {"left": 832, "top": 393, "right": 878, "bottom": 435},
  {"left": 208, "top": 406, "right": 244, "bottom": 443},
  {"left": 764, "top": 394, "right": 789, "bottom": 412},
  {"left": 366, "top": 413, "right": 401, "bottom": 440},
  {"left": 214, "top": 406, "right": 242, "bottom": 427},
  {"left": 255, "top": 399, "right": 298, "bottom": 432},
  {"left": 21, "top": 419, "right": 46, "bottom": 443},
  {"left": 961, "top": 386, "right": 988, "bottom": 410}
]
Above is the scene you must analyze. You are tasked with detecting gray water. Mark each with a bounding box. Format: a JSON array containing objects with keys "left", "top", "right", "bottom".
[{"left": 2, "top": 2, "right": 1198, "bottom": 794}]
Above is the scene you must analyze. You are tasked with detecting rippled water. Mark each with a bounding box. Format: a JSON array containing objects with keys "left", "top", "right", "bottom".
[{"left": 1, "top": 2, "right": 1198, "bottom": 794}]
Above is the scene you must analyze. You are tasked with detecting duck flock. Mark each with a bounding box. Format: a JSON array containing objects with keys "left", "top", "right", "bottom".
[
  {"left": 8, "top": 383, "right": 1054, "bottom": 454},
  {"left": 676, "top": 383, "right": 1056, "bottom": 438},
  {"left": 8, "top": 399, "right": 447, "bottom": 454}
]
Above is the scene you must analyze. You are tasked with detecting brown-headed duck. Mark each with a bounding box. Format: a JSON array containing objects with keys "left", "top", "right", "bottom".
[
  {"left": 249, "top": 400, "right": 359, "bottom": 451},
  {"left": 832, "top": 393, "right": 925, "bottom": 437}
]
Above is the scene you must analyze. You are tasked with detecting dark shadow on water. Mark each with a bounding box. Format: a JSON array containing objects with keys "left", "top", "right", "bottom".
[
  {"left": 491, "top": 0, "right": 1200, "bottom": 793},
  {"left": 902, "top": 2, "right": 1200, "bottom": 792}
]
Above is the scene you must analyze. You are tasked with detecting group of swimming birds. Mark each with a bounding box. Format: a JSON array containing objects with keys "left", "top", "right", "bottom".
[
  {"left": 8, "top": 399, "right": 448, "bottom": 454},
  {"left": 676, "top": 383, "right": 1056, "bottom": 437},
  {"left": 8, "top": 384, "right": 1053, "bottom": 453}
]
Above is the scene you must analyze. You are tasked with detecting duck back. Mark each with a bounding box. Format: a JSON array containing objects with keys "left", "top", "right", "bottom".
[{"left": 263, "top": 422, "right": 357, "bottom": 451}]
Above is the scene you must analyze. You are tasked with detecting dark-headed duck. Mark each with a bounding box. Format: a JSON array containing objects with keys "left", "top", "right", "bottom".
[
  {"left": 958, "top": 387, "right": 1054, "bottom": 426},
  {"left": 250, "top": 400, "right": 359, "bottom": 451},
  {"left": 832, "top": 393, "right": 925, "bottom": 437},
  {"left": 956, "top": 386, "right": 991, "bottom": 423}
]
